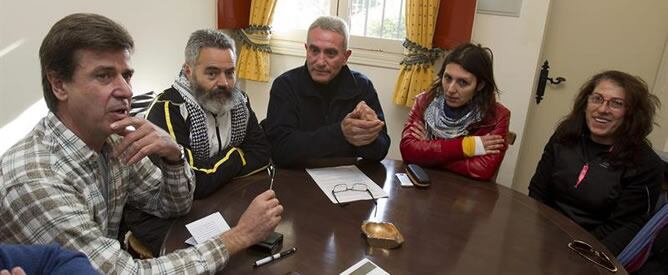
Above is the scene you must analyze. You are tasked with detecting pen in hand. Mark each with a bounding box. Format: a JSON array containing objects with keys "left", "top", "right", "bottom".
[
  {"left": 267, "top": 163, "right": 276, "bottom": 190},
  {"left": 253, "top": 247, "right": 297, "bottom": 267}
]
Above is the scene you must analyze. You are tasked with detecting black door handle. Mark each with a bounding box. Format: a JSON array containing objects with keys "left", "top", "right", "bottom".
[{"left": 535, "top": 60, "right": 566, "bottom": 104}]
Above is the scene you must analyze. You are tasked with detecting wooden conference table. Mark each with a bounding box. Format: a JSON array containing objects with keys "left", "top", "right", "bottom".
[{"left": 162, "top": 159, "right": 625, "bottom": 274}]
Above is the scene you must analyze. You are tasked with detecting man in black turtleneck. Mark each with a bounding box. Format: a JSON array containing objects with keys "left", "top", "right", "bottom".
[{"left": 264, "top": 16, "right": 390, "bottom": 167}]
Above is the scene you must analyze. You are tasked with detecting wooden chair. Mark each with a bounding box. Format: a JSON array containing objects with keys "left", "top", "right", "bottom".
[
  {"left": 507, "top": 131, "right": 517, "bottom": 146},
  {"left": 130, "top": 91, "right": 157, "bottom": 118},
  {"left": 125, "top": 231, "right": 154, "bottom": 259},
  {"left": 492, "top": 131, "right": 517, "bottom": 183}
]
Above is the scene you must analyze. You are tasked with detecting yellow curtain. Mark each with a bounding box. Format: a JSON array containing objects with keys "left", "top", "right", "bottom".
[
  {"left": 236, "top": 0, "right": 277, "bottom": 82},
  {"left": 392, "top": 0, "right": 441, "bottom": 107}
]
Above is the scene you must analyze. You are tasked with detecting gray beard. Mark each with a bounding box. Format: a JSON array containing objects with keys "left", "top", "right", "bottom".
[
  {"left": 191, "top": 85, "right": 235, "bottom": 115},
  {"left": 198, "top": 94, "right": 234, "bottom": 114}
]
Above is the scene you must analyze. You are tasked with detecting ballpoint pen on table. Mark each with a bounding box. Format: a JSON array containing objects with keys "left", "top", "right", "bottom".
[{"left": 253, "top": 247, "right": 297, "bottom": 267}]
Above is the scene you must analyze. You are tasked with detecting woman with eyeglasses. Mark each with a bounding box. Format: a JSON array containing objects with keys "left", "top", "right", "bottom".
[
  {"left": 399, "top": 43, "right": 510, "bottom": 181},
  {"left": 529, "top": 70, "right": 663, "bottom": 256}
]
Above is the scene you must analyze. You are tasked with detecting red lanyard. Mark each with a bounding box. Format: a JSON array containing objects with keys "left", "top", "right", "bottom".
[
  {"left": 575, "top": 163, "right": 589, "bottom": 188},
  {"left": 574, "top": 136, "right": 613, "bottom": 188}
]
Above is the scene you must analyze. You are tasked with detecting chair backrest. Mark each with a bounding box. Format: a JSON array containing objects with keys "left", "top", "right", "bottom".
[
  {"left": 492, "top": 131, "right": 517, "bottom": 183},
  {"left": 130, "top": 91, "right": 157, "bottom": 118},
  {"left": 507, "top": 131, "right": 517, "bottom": 146}
]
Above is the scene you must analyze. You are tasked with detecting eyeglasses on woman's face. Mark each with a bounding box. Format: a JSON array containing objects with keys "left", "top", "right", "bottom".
[
  {"left": 587, "top": 93, "right": 625, "bottom": 111},
  {"left": 584, "top": 80, "right": 626, "bottom": 145}
]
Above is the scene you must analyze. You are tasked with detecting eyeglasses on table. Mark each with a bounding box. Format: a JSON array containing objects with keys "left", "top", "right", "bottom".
[
  {"left": 331, "top": 183, "right": 377, "bottom": 208},
  {"left": 568, "top": 240, "right": 618, "bottom": 273}
]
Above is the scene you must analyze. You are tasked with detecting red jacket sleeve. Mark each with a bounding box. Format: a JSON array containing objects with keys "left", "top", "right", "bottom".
[{"left": 445, "top": 104, "right": 510, "bottom": 180}]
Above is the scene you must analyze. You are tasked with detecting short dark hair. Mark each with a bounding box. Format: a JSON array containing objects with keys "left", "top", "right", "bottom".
[
  {"left": 39, "top": 13, "right": 134, "bottom": 112},
  {"left": 554, "top": 70, "right": 660, "bottom": 165},
  {"left": 426, "top": 43, "right": 499, "bottom": 117},
  {"left": 184, "top": 29, "right": 236, "bottom": 66}
]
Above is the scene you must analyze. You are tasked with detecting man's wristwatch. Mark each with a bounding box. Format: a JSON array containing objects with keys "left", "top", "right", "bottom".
[{"left": 164, "top": 144, "right": 185, "bottom": 165}]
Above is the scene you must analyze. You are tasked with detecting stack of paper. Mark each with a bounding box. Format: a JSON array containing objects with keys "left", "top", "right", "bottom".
[{"left": 184, "top": 212, "right": 230, "bottom": 245}]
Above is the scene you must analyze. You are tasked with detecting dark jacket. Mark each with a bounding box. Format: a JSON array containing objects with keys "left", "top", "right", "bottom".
[
  {"left": 147, "top": 87, "right": 269, "bottom": 198},
  {"left": 264, "top": 64, "right": 390, "bottom": 167},
  {"left": 529, "top": 134, "right": 663, "bottom": 254},
  {"left": 400, "top": 92, "right": 510, "bottom": 180}
]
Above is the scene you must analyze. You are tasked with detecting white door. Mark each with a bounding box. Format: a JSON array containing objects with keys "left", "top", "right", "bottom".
[{"left": 513, "top": 0, "right": 668, "bottom": 193}]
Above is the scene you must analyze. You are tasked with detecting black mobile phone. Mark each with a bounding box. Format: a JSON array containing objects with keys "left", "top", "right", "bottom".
[
  {"left": 252, "top": 232, "right": 283, "bottom": 254},
  {"left": 406, "top": 164, "right": 430, "bottom": 187}
]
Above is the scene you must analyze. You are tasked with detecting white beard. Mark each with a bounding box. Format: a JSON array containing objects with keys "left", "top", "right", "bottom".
[{"left": 199, "top": 95, "right": 235, "bottom": 114}]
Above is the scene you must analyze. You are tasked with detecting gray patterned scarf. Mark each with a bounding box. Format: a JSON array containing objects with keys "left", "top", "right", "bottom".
[
  {"left": 172, "top": 71, "right": 248, "bottom": 161},
  {"left": 424, "top": 93, "right": 482, "bottom": 139}
]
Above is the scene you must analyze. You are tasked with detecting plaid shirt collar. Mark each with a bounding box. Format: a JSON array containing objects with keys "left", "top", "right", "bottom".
[{"left": 44, "top": 112, "right": 117, "bottom": 163}]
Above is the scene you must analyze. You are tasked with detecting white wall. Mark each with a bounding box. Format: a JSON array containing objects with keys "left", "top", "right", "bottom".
[
  {"left": 472, "top": 1, "right": 551, "bottom": 187},
  {"left": 0, "top": 0, "right": 216, "bottom": 153},
  {"left": 0, "top": 0, "right": 552, "bottom": 188}
]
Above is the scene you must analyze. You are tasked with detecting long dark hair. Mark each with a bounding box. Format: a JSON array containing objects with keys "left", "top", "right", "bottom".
[
  {"left": 425, "top": 43, "right": 499, "bottom": 117},
  {"left": 554, "top": 70, "right": 660, "bottom": 165}
]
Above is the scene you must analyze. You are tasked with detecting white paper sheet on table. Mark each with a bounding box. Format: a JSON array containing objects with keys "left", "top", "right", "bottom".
[
  {"left": 340, "top": 258, "right": 390, "bottom": 275},
  {"left": 306, "top": 165, "right": 388, "bottom": 204},
  {"left": 184, "top": 212, "right": 230, "bottom": 245}
]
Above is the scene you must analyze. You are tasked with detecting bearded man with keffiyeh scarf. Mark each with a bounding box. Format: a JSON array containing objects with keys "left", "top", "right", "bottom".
[
  {"left": 124, "top": 29, "right": 271, "bottom": 256},
  {"left": 145, "top": 70, "right": 269, "bottom": 193}
]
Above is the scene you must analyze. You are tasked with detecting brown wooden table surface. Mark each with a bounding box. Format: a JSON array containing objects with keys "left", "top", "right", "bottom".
[{"left": 162, "top": 159, "right": 626, "bottom": 274}]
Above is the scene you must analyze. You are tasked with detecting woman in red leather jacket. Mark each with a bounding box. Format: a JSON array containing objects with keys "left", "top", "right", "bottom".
[{"left": 400, "top": 43, "right": 510, "bottom": 180}]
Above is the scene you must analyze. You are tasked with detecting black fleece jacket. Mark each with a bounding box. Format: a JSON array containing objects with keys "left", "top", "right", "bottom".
[
  {"left": 264, "top": 64, "right": 390, "bottom": 167},
  {"left": 529, "top": 134, "right": 663, "bottom": 255}
]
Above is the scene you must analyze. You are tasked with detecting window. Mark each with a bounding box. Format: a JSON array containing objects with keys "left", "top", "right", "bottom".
[
  {"left": 272, "top": 0, "right": 332, "bottom": 35},
  {"left": 348, "top": 0, "right": 405, "bottom": 40},
  {"left": 272, "top": 0, "right": 406, "bottom": 55}
]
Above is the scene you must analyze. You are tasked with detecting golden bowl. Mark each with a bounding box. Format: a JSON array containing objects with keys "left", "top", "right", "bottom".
[{"left": 361, "top": 221, "right": 404, "bottom": 249}]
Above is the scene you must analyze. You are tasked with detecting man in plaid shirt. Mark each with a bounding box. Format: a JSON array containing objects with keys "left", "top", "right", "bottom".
[{"left": 0, "top": 13, "right": 283, "bottom": 274}]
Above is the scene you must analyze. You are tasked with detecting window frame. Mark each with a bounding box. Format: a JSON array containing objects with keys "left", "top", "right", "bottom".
[{"left": 270, "top": 0, "right": 405, "bottom": 69}]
